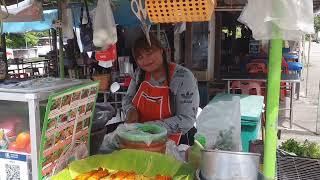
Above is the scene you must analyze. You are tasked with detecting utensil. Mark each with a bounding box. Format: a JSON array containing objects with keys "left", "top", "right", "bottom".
[
  {"left": 110, "top": 82, "right": 120, "bottom": 93},
  {"left": 200, "top": 149, "right": 260, "bottom": 180},
  {"left": 131, "top": 0, "right": 151, "bottom": 45}
]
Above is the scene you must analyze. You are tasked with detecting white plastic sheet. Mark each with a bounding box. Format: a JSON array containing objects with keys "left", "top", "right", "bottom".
[
  {"left": 0, "top": 0, "right": 43, "bottom": 22},
  {"left": 93, "top": 0, "right": 117, "bottom": 49},
  {"left": 1, "top": 0, "right": 33, "bottom": 15},
  {"left": 62, "top": 3, "right": 74, "bottom": 40},
  {"left": 196, "top": 96, "right": 242, "bottom": 151},
  {"left": 238, "top": 0, "right": 314, "bottom": 41}
]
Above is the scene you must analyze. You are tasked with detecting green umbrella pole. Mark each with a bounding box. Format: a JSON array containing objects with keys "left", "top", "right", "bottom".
[{"left": 263, "top": 38, "right": 282, "bottom": 178}]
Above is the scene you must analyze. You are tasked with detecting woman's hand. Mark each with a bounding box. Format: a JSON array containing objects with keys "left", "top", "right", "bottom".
[{"left": 126, "top": 107, "right": 139, "bottom": 123}]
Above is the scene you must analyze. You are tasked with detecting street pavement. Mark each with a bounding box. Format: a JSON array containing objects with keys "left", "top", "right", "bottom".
[{"left": 278, "top": 42, "right": 320, "bottom": 143}]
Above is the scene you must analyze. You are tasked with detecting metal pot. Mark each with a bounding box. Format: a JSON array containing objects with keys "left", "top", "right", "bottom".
[{"left": 200, "top": 149, "right": 260, "bottom": 180}]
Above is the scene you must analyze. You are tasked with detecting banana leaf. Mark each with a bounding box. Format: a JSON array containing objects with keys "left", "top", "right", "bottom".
[{"left": 52, "top": 149, "right": 195, "bottom": 180}]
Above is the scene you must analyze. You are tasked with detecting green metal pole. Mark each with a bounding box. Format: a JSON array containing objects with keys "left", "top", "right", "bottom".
[
  {"left": 263, "top": 37, "right": 283, "bottom": 178},
  {"left": 58, "top": 0, "right": 64, "bottom": 79}
]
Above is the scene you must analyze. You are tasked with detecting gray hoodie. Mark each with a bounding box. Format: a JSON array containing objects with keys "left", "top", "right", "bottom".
[{"left": 122, "top": 64, "right": 199, "bottom": 135}]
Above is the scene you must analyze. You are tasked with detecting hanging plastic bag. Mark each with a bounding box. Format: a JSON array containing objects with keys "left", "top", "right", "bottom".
[
  {"left": 238, "top": 0, "right": 314, "bottom": 41},
  {"left": 196, "top": 96, "right": 242, "bottom": 151},
  {"left": 61, "top": 1, "right": 74, "bottom": 40},
  {"left": 80, "top": 0, "right": 94, "bottom": 52},
  {"left": 95, "top": 44, "right": 117, "bottom": 62},
  {"left": 93, "top": 0, "right": 117, "bottom": 49},
  {"left": 165, "top": 140, "right": 186, "bottom": 162}
]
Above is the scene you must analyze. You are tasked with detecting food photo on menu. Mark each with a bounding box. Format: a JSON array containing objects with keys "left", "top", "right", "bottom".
[
  {"left": 89, "top": 87, "right": 98, "bottom": 96},
  {"left": 86, "top": 102, "right": 94, "bottom": 113},
  {"left": 78, "top": 105, "right": 86, "bottom": 115},
  {"left": 81, "top": 89, "right": 89, "bottom": 99},
  {"left": 50, "top": 97, "right": 62, "bottom": 111},
  {"left": 72, "top": 91, "right": 81, "bottom": 102},
  {"left": 61, "top": 94, "right": 72, "bottom": 107}
]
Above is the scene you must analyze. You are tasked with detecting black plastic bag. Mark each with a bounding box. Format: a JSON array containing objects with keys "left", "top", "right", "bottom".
[{"left": 79, "top": 0, "right": 94, "bottom": 52}]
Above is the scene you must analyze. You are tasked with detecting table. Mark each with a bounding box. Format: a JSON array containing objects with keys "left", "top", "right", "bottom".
[
  {"left": 222, "top": 73, "right": 301, "bottom": 129},
  {"left": 8, "top": 58, "right": 50, "bottom": 77}
]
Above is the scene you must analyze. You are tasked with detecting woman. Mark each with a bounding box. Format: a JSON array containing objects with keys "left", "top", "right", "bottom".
[{"left": 122, "top": 33, "right": 199, "bottom": 145}]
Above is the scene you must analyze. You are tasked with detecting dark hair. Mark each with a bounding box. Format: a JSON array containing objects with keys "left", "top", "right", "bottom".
[{"left": 132, "top": 33, "right": 170, "bottom": 90}]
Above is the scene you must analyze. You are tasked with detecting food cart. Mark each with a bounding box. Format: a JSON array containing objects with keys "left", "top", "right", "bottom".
[
  {"left": 0, "top": 78, "right": 87, "bottom": 180},
  {"left": 0, "top": 0, "right": 316, "bottom": 179}
]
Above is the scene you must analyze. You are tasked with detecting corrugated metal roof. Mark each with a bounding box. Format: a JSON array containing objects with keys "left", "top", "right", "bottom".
[
  {"left": 314, "top": 0, "right": 320, "bottom": 12},
  {"left": 216, "top": 0, "right": 320, "bottom": 13},
  {"left": 4, "top": 0, "right": 320, "bottom": 12}
]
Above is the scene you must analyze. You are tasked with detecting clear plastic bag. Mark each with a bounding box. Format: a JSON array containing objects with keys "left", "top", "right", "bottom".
[
  {"left": 196, "top": 96, "right": 242, "bottom": 151},
  {"left": 99, "top": 131, "right": 120, "bottom": 153},
  {"left": 116, "top": 123, "right": 167, "bottom": 146},
  {"left": 238, "top": 0, "right": 314, "bottom": 41},
  {"left": 99, "top": 123, "right": 168, "bottom": 154},
  {"left": 93, "top": 0, "right": 117, "bottom": 48},
  {"left": 62, "top": 6, "right": 74, "bottom": 40},
  {"left": 165, "top": 140, "right": 186, "bottom": 162},
  {"left": 92, "top": 102, "right": 115, "bottom": 132}
]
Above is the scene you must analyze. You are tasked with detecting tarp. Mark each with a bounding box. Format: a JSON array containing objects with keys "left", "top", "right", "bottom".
[
  {"left": 3, "top": 0, "right": 141, "bottom": 33},
  {"left": 51, "top": 149, "right": 195, "bottom": 180},
  {"left": 71, "top": 0, "right": 141, "bottom": 27},
  {"left": 238, "top": 0, "right": 314, "bottom": 41},
  {"left": 3, "top": 9, "right": 57, "bottom": 33}
]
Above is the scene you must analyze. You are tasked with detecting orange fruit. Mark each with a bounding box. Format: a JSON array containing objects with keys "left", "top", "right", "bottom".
[
  {"left": 16, "top": 132, "right": 30, "bottom": 149},
  {"left": 26, "top": 143, "right": 31, "bottom": 153},
  {"left": 8, "top": 142, "right": 18, "bottom": 151}
]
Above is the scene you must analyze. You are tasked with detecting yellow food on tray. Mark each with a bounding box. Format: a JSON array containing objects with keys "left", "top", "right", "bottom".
[
  {"left": 74, "top": 168, "right": 173, "bottom": 180},
  {"left": 74, "top": 168, "right": 109, "bottom": 180}
]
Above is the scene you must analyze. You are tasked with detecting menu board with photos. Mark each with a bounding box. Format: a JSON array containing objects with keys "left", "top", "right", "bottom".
[{"left": 38, "top": 82, "right": 99, "bottom": 179}]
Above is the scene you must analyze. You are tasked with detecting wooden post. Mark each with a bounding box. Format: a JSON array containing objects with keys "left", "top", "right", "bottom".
[
  {"left": 185, "top": 22, "right": 193, "bottom": 68},
  {"left": 214, "top": 12, "right": 222, "bottom": 79},
  {"left": 207, "top": 12, "right": 215, "bottom": 80},
  {"left": 58, "top": 0, "right": 64, "bottom": 79}
]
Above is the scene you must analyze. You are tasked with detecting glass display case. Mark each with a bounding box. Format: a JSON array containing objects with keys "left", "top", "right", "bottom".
[{"left": 0, "top": 78, "right": 85, "bottom": 180}]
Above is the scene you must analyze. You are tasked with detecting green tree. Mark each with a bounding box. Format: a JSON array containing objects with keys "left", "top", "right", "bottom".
[
  {"left": 314, "top": 15, "right": 320, "bottom": 33},
  {"left": 5, "top": 31, "right": 49, "bottom": 49}
]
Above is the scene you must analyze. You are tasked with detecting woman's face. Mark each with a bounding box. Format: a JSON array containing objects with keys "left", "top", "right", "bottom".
[{"left": 135, "top": 47, "right": 164, "bottom": 73}]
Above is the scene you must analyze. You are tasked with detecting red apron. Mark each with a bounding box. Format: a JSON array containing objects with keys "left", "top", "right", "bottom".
[{"left": 132, "top": 63, "right": 181, "bottom": 144}]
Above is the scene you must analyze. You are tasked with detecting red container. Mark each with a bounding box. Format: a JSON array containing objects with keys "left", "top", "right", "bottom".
[
  {"left": 123, "top": 77, "right": 132, "bottom": 88},
  {"left": 119, "top": 138, "right": 167, "bottom": 154}
]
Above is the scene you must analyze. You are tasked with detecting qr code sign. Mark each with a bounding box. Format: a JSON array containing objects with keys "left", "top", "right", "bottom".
[
  {"left": 5, "top": 164, "right": 20, "bottom": 180},
  {"left": 0, "top": 151, "right": 29, "bottom": 180}
]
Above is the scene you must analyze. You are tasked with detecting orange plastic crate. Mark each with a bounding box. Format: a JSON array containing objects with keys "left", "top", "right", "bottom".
[{"left": 146, "top": 0, "right": 216, "bottom": 23}]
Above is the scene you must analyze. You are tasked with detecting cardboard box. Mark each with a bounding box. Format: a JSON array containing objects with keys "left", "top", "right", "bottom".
[{"left": 192, "top": 70, "right": 209, "bottom": 81}]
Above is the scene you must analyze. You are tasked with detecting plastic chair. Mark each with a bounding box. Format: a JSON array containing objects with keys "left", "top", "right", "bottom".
[
  {"left": 249, "top": 58, "right": 288, "bottom": 74},
  {"left": 10, "top": 73, "right": 28, "bottom": 80},
  {"left": 287, "top": 62, "right": 303, "bottom": 74},
  {"left": 231, "top": 81, "right": 262, "bottom": 95},
  {"left": 281, "top": 58, "right": 289, "bottom": 74},
  {"left": 280, "top": 58, "right": 289, "bottom": 100},
  {"left": 246, "top": 62, "right": 267, "bottom": 74},
  {"left": 250, "top": 59, "right": 266, "bottom": 63},
  {"left": 283, "top": 53, "right": 299, "bottom": 62}
]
